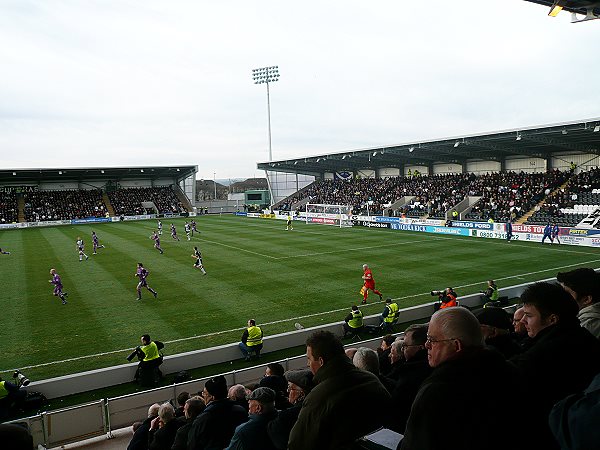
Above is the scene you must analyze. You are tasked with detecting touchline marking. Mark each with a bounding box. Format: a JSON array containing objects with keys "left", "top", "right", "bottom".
[{"left": 4, "top": 259, "right": 599, "bottom": 374}]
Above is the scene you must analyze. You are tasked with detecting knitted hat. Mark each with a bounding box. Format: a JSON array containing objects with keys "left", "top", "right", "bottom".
[{"left": 204, "top": 375, "right": 228, "bottom": 399}]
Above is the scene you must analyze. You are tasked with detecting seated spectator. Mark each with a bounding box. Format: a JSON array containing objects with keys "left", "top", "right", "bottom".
[
  {"left": 401, "top": 307, "right": 525, "bottom": 450},
  {"left": 288, "top": 330, "right": 391, "bottom": 449},
  {"left": 267, "top": 369, "right": 314, "bottom": 450},
  {"left": 386, "top": 324, "right": 431, "bottom": 433},
  {"left": 557, "top": 267, "right": 600, "bottom": 338},
  {"left": 228, "top": 384, "right": 250, "bottom": 412},
  {"left": 549, "top": 372, "right": 600, "bottom": 450},
  {"left": 510, "top": 282, "right": 600, "bottom": 449},
  {"left": 378, "top": 334, "right": 395, "bottom": 375},
  {"left": 353, "top": 347, "right": 395, "bottom": 393},
  {"left": 226, "top": 387, "right": 278, "bottom": 450},
  {"left": 172, "top": 397, "right": 205, "bottom": 450},
  {"left": 385, "top": 338, "right": 405, "bottom": 380},
  {"left": 148, "top": 402, "right": 183, "bottom": 450},
  {"left": 127, "top": 403, "right": 160, "bottom": 450},
  {"left": 174, "top": 391, "right": 190, "bottom": 418},
  {"left": 258, "top": 374, "right": 291, "bottom": 411},
  {"left": 187, "top": 376, "right": 248, "bottom": 450},
  {"left": 0, "top": 423, "right": 33, "bottom": 450},
  {"left": 344, "top": 347, "right": 358, "bottom": 360},
  {"left": 473, "top": 307, "right": 521, "bottom": 358}
]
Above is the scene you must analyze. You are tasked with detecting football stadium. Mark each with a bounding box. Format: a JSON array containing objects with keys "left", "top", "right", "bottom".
[{"left": 2, "top": 1, "right": 600, "bottom": 449}]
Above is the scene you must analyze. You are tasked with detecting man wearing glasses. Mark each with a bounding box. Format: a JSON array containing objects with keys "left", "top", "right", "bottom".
[
  {"left": 386, "top": 324, "right": 431, "bottom": 434},
  {"left": 400, "top": 308, "right": 524, "bottom": 450}
]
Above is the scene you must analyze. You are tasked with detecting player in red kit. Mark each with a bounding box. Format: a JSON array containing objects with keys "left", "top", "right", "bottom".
[{"left": 361, "top": 263, "right": 383, "bottom": 304}]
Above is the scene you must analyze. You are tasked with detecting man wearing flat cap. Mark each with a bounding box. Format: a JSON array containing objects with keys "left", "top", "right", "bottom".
[
  {"left": 226, "top": 387, "right": 278, "bottom": 450},
  {"left": 474, "top": 307, "right": 521, "bottom": 359},
  {"left": 267, "top": 369, "right": 314, "bottom": 449}
]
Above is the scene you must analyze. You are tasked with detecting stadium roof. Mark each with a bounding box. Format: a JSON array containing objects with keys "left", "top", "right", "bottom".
[
  {"left": 257, "top": 118, "right": 600, "bottom": 176},
  {"left": 524, "top": 0, "right": 600, "bottom": 19},
  {"left": 0, "top": 165, "right": 197, "bottom": 184}
]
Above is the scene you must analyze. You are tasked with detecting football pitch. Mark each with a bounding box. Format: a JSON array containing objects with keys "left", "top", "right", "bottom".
[{"left": 2, "top": 214, "right": 600, "bottom": 381}]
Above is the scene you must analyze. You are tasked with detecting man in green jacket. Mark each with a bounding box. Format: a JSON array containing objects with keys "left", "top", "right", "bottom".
[{"left": 288, "top": 331, "right": 391, "bottom": 449}]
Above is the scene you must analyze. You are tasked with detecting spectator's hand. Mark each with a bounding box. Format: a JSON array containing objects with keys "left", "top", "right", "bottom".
[{"left": 150, "top": 416, "right": 161, "bottom": 430}]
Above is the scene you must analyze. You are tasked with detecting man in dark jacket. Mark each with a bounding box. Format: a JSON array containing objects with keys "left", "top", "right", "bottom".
[
  {"left": 127, "top": 403, "right": 160, "bottom": 450},
  {"left": 148, "top": 403, "right": 183, "bottom": 450},
  {"left": 172, "top": 398, "right": 205, "bottom": 450},
  {"left": 187, "top": 376, "right": 248, "bottom": 450},
  {"left": 387, "top": 324, "right": 432, "bottom": 433},
  {"left": 267, "top": 369, "right": 314, "bottom": 450},
  {"left": 226, "top": 387, "right": 278, "bottom": 450},
  {"left": 401, "top": 307, "right": 526, "bottom": 450},
  {"left": 288, "top": 330, "right": 391, "bottom": 450},
  {"left": 474, "top": 306, "right": 521, "bottom": 358},
  {"left": 510, "top": 282, "right": 600, "bottom": 449}
]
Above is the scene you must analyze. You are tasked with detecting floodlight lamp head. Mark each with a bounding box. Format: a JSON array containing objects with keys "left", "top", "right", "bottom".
[
  {"left": 516, "top": 133, "right": 522, "bottom": 141},
  {"left": 594, "top": 124, "right": 600, "bottom": 132},
  {"left": 409, "top": 147, "right": 414, "bottom": 153},
  {"left": 454, "top": 141, "right": 460, "bottom": 148}
]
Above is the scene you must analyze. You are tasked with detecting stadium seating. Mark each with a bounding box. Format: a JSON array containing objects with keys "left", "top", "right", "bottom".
[
  {"left": 0, "top": 191, "right": 18, "bottom": 223},
  {"left": 108, "top": 186, "right": 186, "bottom": 216},
  {"left": 23, "top": 190, "right": 107, "bottom": 222}
]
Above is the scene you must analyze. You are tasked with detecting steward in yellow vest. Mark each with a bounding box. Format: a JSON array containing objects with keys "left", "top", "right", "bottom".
[{"left": 240, "top": 319, "right": 264, "bottom": 361}]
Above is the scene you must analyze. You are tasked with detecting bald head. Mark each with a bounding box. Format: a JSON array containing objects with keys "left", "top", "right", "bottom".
[
  {"left": 434, "top": 307, "right": 484, "bottom": 348},
  {"left": 426, "top": 308, "right": 484, "bottom": 367}
]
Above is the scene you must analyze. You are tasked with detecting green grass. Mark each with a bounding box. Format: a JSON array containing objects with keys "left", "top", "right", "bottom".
[{"left": 2, "top": 215, "right": 600, "bottom": 381}]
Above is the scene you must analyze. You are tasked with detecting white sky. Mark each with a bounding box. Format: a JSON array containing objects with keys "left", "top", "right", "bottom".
[{"left": 0, "top": 0, "right": 599, "bottom": 180}]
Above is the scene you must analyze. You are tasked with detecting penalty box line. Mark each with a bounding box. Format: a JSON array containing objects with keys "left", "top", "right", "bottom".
[{"left": 4, "top": 259, "right": 599, "bottom": 374}]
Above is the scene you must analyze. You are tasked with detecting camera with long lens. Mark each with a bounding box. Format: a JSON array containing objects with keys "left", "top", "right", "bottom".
[
  {"left": 13, "top": 370, "right": 30, "bottom": 387},
  {"left": 430, "top": 290, "right": 443, "bottom": 296},
  {"left": 127, "top": 346, "right": 143, "bottom": 362}
]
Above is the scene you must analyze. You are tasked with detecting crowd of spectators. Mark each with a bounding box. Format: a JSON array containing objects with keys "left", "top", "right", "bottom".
[
  {"left": 0, "top": 191, "right": 18, "bottom": 223},
  {"left": 23, "top": 189, "right": 107, "bottom": 222},
  {"left": 125, "top": 267, "right": 600, "bottom": 449},
  {"left": 109, "top": 186, "right": 187, "bottom": 216},
  {"left": 526, "top": 166, "right": 600, "bottom": 226},
  {"left": 277, "top": 169, "right": 577, "bottom": 223}
]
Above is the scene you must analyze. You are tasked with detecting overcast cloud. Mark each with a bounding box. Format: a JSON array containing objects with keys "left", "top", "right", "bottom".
[{"left": 0, "top": 0, "right": 598, "bottom": 180}]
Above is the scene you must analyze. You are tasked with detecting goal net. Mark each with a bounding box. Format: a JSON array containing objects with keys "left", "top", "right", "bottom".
[{"left": 305, "top": 203, "right": 353, "bottom": 228}]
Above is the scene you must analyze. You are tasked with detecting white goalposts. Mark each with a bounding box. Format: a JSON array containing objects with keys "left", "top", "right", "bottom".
[{"left": 305, "top": 203, "right": 353, "bottom": 228}]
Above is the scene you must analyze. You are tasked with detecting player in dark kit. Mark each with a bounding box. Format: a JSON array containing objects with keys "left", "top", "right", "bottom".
[
  {"left": 190, "top": 220, "right": 198, "bottom": 235},
  {"left": 135, "top": 263, "right": 158, "bottom": 300},
  {"left": 49, "top": 268, "right": 68, "bottom": 305},
  {"left": 150, "top": 231, "right": 164, "bottom": 254},
  {"left": 0, "top": 247, "right": 10, "bottom": 255},
  {"left": 91, "top": 231, "right": 105, "bottom": 255},
  {"left": 551, "top": 222, "right": 561, "bottom": 244},
  {"left": 191, "top": 246, "right": 207, "bottom": 275},
  {"left": 170, "top": 224, "right": 180, "bottom": 241}
]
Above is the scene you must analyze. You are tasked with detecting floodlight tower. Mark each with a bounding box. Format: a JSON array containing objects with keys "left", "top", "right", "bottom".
[{"left": 252, "top": 66, "right": 280, "bottom": 162}]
